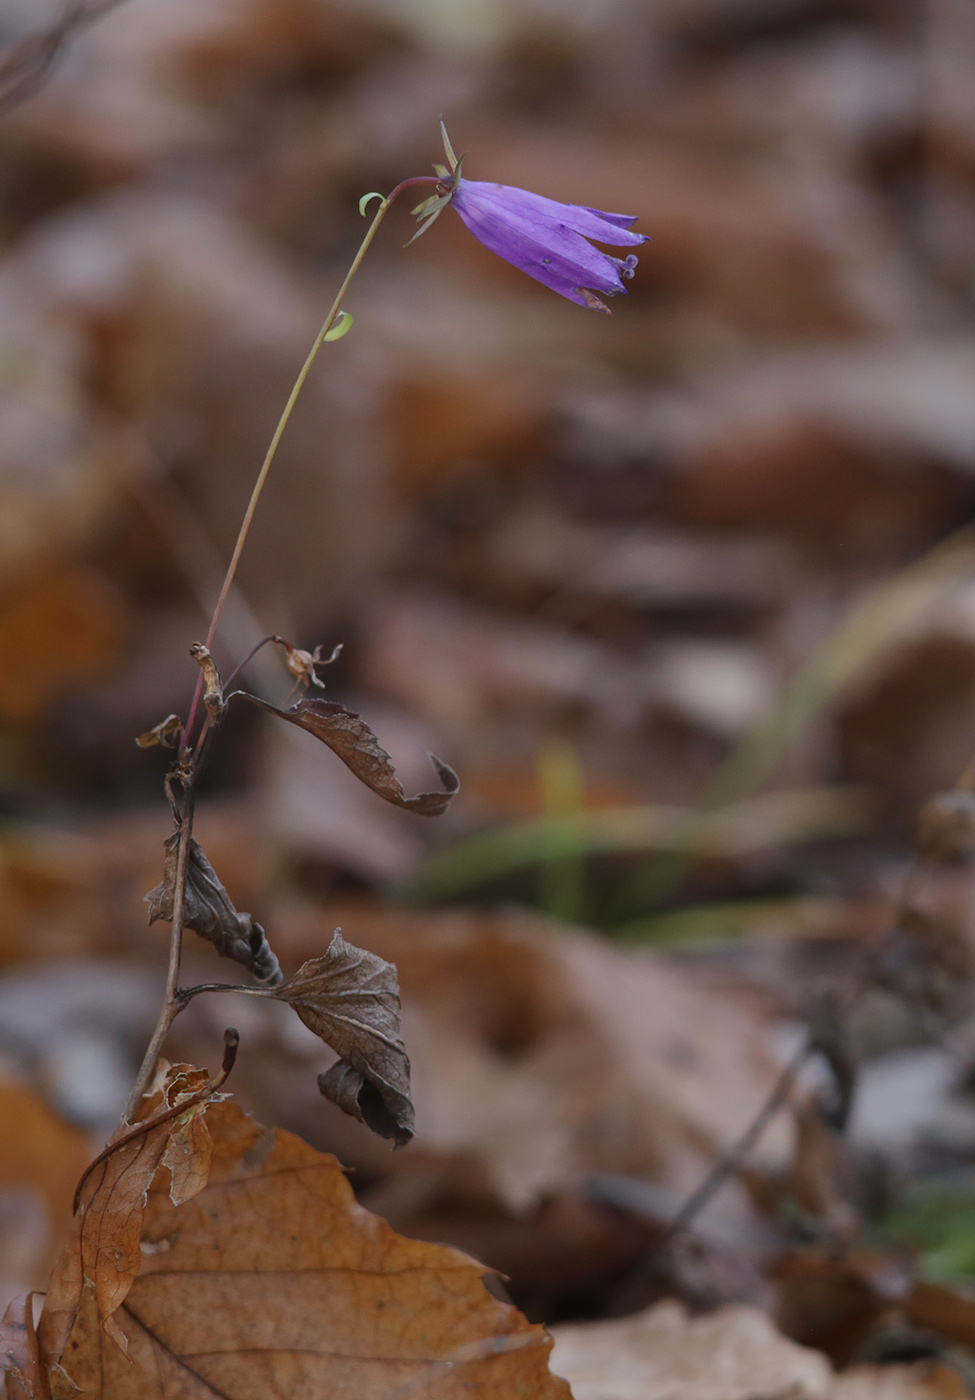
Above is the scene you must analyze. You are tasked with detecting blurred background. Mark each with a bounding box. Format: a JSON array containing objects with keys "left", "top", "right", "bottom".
[{"left": 5, "top": 0, "right": 975, "bottom": 1381}]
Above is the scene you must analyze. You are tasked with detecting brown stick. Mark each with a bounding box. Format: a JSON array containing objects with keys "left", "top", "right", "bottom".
[{"left": 122, "top": 786, "right": 197, "bottom": 1122}]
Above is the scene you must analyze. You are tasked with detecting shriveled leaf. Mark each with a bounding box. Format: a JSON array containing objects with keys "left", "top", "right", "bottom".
[
  {"left": 134, "top": 713, "right": 182, "bottom": 749},
  {"left": 146, "top": 832, "right": 282, "bottom": 985},
  {"left": 38, "top": 1100, "right": 570, "bottom": 1400},
  {"left": 1, "top": 1293, "right": 50, "bottom": 1400},
  {"left": 37, "top": 1065, "right": 216, "bottom": 1366},
  {"left": 244, "top": 694, "right": 459, "bottom": 815},
  {"left": 271, "top": 930, "right": 414, "bottom": 1146}
]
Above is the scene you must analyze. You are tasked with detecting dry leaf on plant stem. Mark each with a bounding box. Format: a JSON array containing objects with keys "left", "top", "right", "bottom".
[
  {"left": 146, "top": 832, "right": 282, "bottom": 985},
  {"left": 268, "top": 929, "right": 414, "bottom": 1146},
  {"left": 243, "top": 693, "right": 459, "bottom": 815},
  {"left": 34, "top": 1097, "right": 570, "bottom": 1400},
  {"left": 37, "top": 1063, "right": 217, "bottom": 1362}
]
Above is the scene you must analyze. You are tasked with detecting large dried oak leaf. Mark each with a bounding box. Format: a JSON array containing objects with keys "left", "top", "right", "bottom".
[
  {"left": 245, "top": 694, "right": 459, "bottom": 815},
  {"left": 39, "top": 1100, "right": 570, "bottom": 1400},
  {"left": 146, "top": 832, "right": 282, "bottom": 984},
  {"left": 271, "top": 929, "right": 415, "bottom": 1146}
]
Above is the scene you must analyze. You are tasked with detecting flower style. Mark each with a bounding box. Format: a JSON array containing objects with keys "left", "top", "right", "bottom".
[{"left": 411, "top": 123, "right": 648, "bottom": 312}]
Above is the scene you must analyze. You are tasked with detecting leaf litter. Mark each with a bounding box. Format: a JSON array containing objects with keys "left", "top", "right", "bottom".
[
  {"left": 17, "top": 1092, "right": 570, "bottom": 1400},
  {"left": 7, "top": 0, "right": 975, "bottom": 1395}
]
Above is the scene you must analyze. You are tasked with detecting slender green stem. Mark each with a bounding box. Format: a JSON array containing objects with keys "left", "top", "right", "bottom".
[{"left": 181, "top": 174, "right": 441, "bottom": 751}]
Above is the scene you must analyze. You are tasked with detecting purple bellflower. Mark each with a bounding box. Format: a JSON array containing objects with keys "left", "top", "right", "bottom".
[{"left": 411, "top": 123, "right": 648, "bottom": 313}]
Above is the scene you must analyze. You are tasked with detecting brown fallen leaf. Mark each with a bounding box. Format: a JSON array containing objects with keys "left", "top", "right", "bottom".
[
  {"left": 37, "top": 1064, "right": 216, "bottom": 1362},
  {"left": 549, "top": 1299, "right": 834, "bottom": 1400},
  {"left": 146, "top": 832, "right": 282, "bottom": 985},
  {"left": 39, "top": 1098, "right": 570, "bottom": 1400},
  {"left": 269, "top": 929, "right": 414, "bottom": 1147},
  {"left": 833, "top": 1362, "right": 969, "bottom": 1400},
  {"left": 243, "top": 694, "right": 459, "bottom": 815},
  {"left": 1, "top": 1292, "right": 49, "bottom": 1400}
]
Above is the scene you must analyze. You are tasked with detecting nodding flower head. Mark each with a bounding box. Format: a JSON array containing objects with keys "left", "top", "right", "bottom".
[{"left": 410, "top": 122, "right": 649, "bottom": 313}]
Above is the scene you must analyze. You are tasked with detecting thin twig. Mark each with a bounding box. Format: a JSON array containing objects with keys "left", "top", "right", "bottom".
[{"left": 644, "top": 1037, "right": 812, "bottom": 1262}]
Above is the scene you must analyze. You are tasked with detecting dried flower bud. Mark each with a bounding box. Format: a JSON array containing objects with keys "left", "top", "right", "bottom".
[{"left": 136, "top": 713, "right": 183, "bottom": 749}]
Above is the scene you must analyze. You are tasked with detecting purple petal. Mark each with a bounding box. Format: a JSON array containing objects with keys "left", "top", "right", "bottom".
[
  {"left": 450, "top": 186, "right": 635, "bottom": 299},
  {"left": 583, "top": 207, "right": 640, "bottom": 230},
  {"left": 452, "top": 180, "right": 647, "bottom": 248}
]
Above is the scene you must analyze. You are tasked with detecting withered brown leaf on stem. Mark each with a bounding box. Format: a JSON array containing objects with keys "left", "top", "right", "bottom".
[
  {"left": 270, "top": 929, "right": 415, "bottom": 1146},
  {"left": 243, "top": 694, "right": 459, "bottom": 815},
  {"left": 134, "top": 713, "right": 183, "bottom": 749},
  {"left": 37, "top": 1064, "right": 216, "bottom": 1366},
  {"left": 146, "top": 832, "right": 282, "bottom": 985}
]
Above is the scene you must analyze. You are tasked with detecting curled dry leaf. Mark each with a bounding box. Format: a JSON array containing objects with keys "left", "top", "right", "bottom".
[
  {"left": 146, "top": 832, "right": 282, "bottom": 985},
  {"left": 37, "top": 1065, "right": 216, "bottom": 1366},
  {"left": 37, "top": 1099, "right": 570, "bottom": 1400},
  {"left": 1, "top": 1292, "right": 49, "bottom": 1400},
  {"left": 243, "top": 693, "right": 459, "bottom": 815},
  {"left": 270, "top": 929, "right": 415, "bottom": 1146},
  {"left": 134, "top": 713, "right": 183, "bottom": 749}
]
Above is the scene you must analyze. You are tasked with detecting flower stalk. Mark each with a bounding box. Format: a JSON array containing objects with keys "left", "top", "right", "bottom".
[
  {"left": 131, "top": 173, "right": 442, "bottom": 1117},
  {"left": 128, "top": 124, "right": 648, "bottom": 1120}
]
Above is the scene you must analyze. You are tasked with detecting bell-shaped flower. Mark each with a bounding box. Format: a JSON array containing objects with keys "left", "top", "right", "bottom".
[{"left": 412, "top": 123, "right": 648, "bottom": 312}]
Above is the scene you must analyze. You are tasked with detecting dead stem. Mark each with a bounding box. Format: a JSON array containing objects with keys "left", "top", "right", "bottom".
[{"left": 123, "top": 786, "right": 196, "bottom": 1122}]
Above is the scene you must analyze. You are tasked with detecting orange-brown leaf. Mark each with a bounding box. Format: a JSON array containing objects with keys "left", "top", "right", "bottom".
[
  {"left": 40, "top": 1100, "right": 570, "bottom": 1400},
  {"left": 37, "top": 1065, "right": 215, "bottom": 1366}
]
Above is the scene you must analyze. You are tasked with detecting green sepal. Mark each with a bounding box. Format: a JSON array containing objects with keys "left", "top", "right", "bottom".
[
  {"left": 405, "top": 207, "right": 446, "bottom": 247},
  {"left": 439, "top": 119, "right": 459, "bottom": 172}
]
